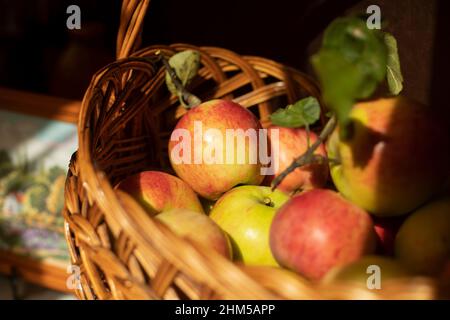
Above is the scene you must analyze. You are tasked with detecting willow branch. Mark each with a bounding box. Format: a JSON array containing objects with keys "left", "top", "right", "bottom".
[{"left": 271, "top": 116, "right": 338, "bottom": 191}]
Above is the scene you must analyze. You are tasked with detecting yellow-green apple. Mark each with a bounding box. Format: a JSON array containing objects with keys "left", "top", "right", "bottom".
[
  {"left": 270, "top": 189, "right": 376, "bottom": 280},
  {"left": 327, "top": 96, "right": 450, "bottom": 216},
  {"left": 395, "top": 197, "right": 450, "bottom": 275},
  {"left": 210, "top": 185, "right": 289, "bottom": 266},
  {"left": 267, "top": 126, "right": 328, "bottom": 194},
  {"left": 168, "top": 99, "right": 264, "bottom": 200},
  {"left": 373, "top": 216, "right": 406, "bottom": 256},
  {"left": 156, "top": 208, "right": 231, "bottom": 258},
  {"left": 322, "top": 255, "right": 412, "bottom": 291},
  {"left": 117, "top": 171, "right": 204, "bottom": 215}
]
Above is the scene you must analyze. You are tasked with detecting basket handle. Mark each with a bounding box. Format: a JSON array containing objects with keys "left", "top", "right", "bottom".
[{"left": 116, "top": 0, "right": 151, "bottom": 59}]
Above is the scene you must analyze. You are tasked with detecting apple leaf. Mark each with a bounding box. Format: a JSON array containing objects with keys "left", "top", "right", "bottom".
[
  {"left": 311, "top": 17, "right": 388, "bottom": 137},
  {"left": 165, "top": 50, "right": 200, "bottom": 97},
  {"left": 384, "top": 32, "right": 403, "bottom": 95},
  {"left": 270, "top": 96, "right": 321, "bottom": 128}
]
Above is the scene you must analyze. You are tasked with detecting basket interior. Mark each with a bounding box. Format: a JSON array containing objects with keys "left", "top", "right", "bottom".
[{"left": 89, "top": 44, "right": 322, "bottom": 186}]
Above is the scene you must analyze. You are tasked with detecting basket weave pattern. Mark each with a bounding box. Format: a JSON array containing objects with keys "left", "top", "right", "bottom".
[{"left": 63, "top": 0, "right": 438, "bottom": 299}]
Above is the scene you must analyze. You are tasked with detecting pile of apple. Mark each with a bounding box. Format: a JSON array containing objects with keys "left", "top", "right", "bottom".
[{"left": 117, "top": 96, "right": 450, "bottom": 293}]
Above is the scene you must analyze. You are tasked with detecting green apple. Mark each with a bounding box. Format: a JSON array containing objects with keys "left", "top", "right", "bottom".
[
  {"left": 210, "top": 185, "right": 289, "bottom": 266},
  {"left": 395, "top": 197, "right": 450, "bottom": 275},
  {"left": 328, "top": 96, "right": 450, "bottom": 216}
]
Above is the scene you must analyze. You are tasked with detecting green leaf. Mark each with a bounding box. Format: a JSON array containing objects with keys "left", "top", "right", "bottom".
[
  {"left": 165, "top": 50, "right": 200, "bottom": 97},
  {"left": 311, "top": 17, "right": 388, "bottom": 134},
  {"left": 270, "top": 97, "right": 321, "bottom": 128},
  {"left": 384, "top": 32, "right": 403, "bottom": 95}
]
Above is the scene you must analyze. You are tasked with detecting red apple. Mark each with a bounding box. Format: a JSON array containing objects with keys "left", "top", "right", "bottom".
[
  {"left": 168, "top": 99, "right": 264, "bottom": 200},
  {"left": 156, "top": 209, "right": 232, "bottom": 258},
  {"left": 267, "top": 126, "right": 328, "bottom": 194},
  {"left": 270, "top": 189, "right": 376, "bottom": 280},
  {"left": 328, "top": 96, "right": 450, "bottom": 216},
  {"left": 373, "top": 216, "right": 406, "bottom": 256},
  {"left": 117, "top": 171, "right": 204, "bottom": 215}
]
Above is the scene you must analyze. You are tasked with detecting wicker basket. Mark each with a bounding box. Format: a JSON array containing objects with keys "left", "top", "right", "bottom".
[{"left": 63, "top": 0, "right": 441, "bottom": 300}]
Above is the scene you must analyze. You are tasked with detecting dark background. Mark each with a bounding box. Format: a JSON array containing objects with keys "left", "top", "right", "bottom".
[{"left": 0, "top": 0, "right": 448, "bottom": 115}]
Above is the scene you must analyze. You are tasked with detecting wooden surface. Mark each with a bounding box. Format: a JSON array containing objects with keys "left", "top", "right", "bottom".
[
  {"left": 0, "top": 250, "right": 74, "bottom": 294},
  {"left": 0, "top": 87, "right": 80, "bottom": 123}
]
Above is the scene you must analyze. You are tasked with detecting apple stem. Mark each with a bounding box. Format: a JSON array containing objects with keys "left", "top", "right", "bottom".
[
  {"left": 157, "top": 51, "right": 202, "bottom": 109},
  {"left": 271, "top": 116, "right": 338, "bottom": 191},
  {"left": 263, "top": 197, "right": 275, "bottom": 207}
]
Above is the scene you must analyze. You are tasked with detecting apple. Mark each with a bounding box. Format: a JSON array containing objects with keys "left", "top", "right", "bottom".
[
  {"left": 266, "top": 126, "right": 328, "bottom": 194},
  {"left": 322, "top": 255, "right": 412, "bottom": 291},
  {"left": 117, "top": 171, "right": 204, "bottom": 215},
  {"left": 156, "top": 209, "right": 232, "bottom": 258},
  {"left": 395, "top": 197, "right": 450, "bottom": 275},
  {"left": 209, "top": 185, "right": 289, "bottom": 266},
  {"left": 270, "top": 189, "right": 376, "bottom": 281},
  {"left": 327, "top": 96, "right": 450, "bottom": 216},
  {"left": 373, "top": 216, "right": 406, "bottom": 256},
  {"left": 168, "top": 99, "right": 264, "bottom": 200}
]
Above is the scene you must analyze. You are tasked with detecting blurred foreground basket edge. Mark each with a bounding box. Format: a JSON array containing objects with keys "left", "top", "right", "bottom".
[{"left": 62, "top": 0, "right": 438, "bottom": 300}]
